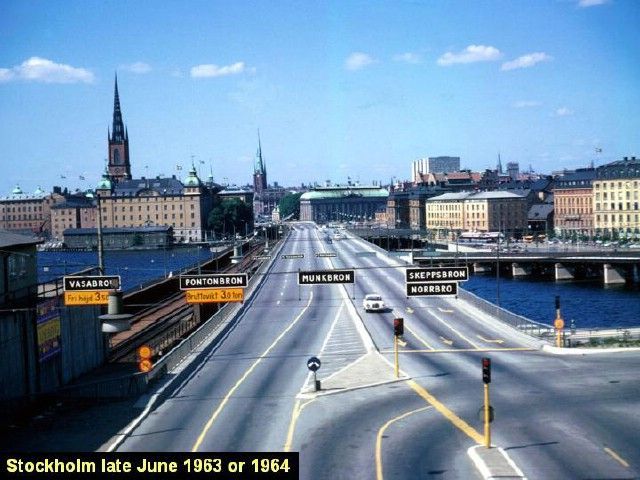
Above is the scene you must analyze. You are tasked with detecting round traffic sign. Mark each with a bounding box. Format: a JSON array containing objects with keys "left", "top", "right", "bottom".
[
  {"left": 139, "top": 359, "right": 153, "bottom": 373},
  {"left": 138, "top": 345, "right": 153, "bottom": 359},
  {"left": 554, "top": 318, "right": 565, "bottom": 330},
  {"left": 307, "top": 356, "right": 321, "bottom": 372}
]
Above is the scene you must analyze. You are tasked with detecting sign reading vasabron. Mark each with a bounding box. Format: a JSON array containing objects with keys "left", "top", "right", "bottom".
[
  {"left": 179, "top": 274, "right": 248, "bottom": 290},
  {"left": 298, "top": 269, "right": 355, "bottom": 285},
  {"left": 63, "top": 275, "right": 121, "bottom": 306}
]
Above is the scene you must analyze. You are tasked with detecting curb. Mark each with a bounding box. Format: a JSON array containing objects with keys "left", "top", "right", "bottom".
[
  {"left": 542, "top": 344, "right": 640, "bottom": 355},
  {"left": 468, "top": 445, "right": 527, "bottom": 479}
]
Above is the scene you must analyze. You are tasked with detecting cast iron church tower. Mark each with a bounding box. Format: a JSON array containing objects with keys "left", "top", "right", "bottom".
[{"left": 107, "top": 75, "right": 131, "bottom": 183}]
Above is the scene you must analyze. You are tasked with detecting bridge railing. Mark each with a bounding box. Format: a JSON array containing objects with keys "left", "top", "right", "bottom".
[{"left": 457, "top": 287, "right": 555, "bottom": 339}]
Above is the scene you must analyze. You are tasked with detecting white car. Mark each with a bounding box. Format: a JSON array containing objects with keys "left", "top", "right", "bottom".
[{"left": 363, "top": 294, "right": 385, "bottom": 312}]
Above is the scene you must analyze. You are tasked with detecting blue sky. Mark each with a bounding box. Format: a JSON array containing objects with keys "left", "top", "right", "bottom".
[{"left": 1, "top": 0, "right": 639, "bottom": 195}]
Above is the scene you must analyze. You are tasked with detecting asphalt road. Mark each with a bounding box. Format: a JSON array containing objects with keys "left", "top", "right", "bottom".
[{"left": 116, "top": 222, "right": 640, "bottom": 480}]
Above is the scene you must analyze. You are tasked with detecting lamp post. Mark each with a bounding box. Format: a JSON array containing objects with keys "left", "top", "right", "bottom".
[{"left": 96, "top": 193, "right": 105, "bottom": 274}]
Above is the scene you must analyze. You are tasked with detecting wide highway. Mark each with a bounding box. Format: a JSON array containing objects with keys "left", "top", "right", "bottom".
[{"left": 114, "top": 222, "right": 640, "bottom": 480}]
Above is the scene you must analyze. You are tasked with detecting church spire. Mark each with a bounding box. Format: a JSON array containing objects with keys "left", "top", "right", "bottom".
[
  {"left": 497, "top": 153, "right": 503, "bottom": 174},
  {"left": 255, "top": 129, "right": 266, "bottom": 175},
  {"left": 253, "top": 130, "right": 267, "bottom": 194},
  {"left": 111, "top": 74, "right": 125, "bottom": 143}
]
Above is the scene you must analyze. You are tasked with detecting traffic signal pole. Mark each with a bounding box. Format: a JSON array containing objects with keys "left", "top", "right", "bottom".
[
  {"left": 394, "top": 335, "right": 399, "bottom": 378},
  {"left": 484, "top": 383, "right": 491, "bottom": 448}
]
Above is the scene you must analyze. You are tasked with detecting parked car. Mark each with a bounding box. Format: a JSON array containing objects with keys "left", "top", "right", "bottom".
[{"left": 363, "top": 294, "right": 385, "bottom": 312}]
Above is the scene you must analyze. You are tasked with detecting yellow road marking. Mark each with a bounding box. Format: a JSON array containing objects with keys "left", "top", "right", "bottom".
[
  {"left": 404, "top": 323, "right": 434, "bottom": 350},
  {"left": 439, "top": 336, "right": 454, "bottom": 346},
  {"left": 398, "top": 338, "right": 407, "bottom": 347},
  {"left": 376, "top": 406, "right": 432, "bottom": 480},
  {"left": 477, "top": 335, "right": 504, "bottom": 344},
  {"left": 284, "top": 398, "right": 315, "bottom": 452},
  {"left": 407, "top": 379, "right": 484, "bottom": 445},
  {"left": 382, "top": 347, "right": 535, "bottom": 354},
  {"left": 191, "top": 291, "right": 315, "bottom": 452},
  {"left": 438, "top": 307, "right": 454, "bottom": 313},
  {"left": 604, "top": 447, "right": 630, "bottom": 468}
]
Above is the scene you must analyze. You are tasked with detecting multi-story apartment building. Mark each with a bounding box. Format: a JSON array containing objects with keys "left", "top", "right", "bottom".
[
  {"left": 593, "top": 156, "right": 640, "bottom": 239},
  {"left": 50, "top": 195, "right": 97, "bottom": 241},
  {"left": 412, "top": 156, "right": 460, "bottom": 182},
  {"left": 426, "top": 191, "right": 528, "bottom": 237},
  {"left": 553, "top": 168, "right": 595, "bottom": 238},
  {"left": 0, "top": 186, "right": 65, "bottom": 237}
]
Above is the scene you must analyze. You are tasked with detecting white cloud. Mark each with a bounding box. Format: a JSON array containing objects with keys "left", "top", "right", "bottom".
[
  {"left": 555, "top": 107, "right": 573, "bottom": 116},
  {"left": 345, "top": 52, "right": 375, "bottom": 71},
  {"left": 0, "top": 57, "right": 94, "bottom": 83},
  {"left": 437, "top": 45, "right": 501, "bottom": 66},
  {"left": 190, "top": 62, "right": 248, "bottom": 78},
  {"left": 120, "top": 62, "right": 151, "bottom": 74},
  {"left": 578, "top": 0, "right": 609, "bottom": 7},
  {"left": 393, "top": 52, "right": 422, "bottom": 64},
  {"left": 513, "top": 100, "right": 541, "bottom": 108},
  {"left": 501, "top": 52, "right": 552, "bottom": 71}
]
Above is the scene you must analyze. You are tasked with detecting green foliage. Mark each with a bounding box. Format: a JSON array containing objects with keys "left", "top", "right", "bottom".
[
  {"left": 278, "top": 193, "right": 302, "bottom": 220},
  {"left": 208, "top": 197, "right": 253, "bottom": 237}
]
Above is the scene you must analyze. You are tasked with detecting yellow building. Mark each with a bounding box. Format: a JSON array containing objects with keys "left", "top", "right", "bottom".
[
  {"left": 426, "top": 191, "right": 528, "bottom": 237},
  {"left": 593, "top": 156, "right": 640, "bottom": 239},
  {"left": 0, "top": 186, "right": 64, "bottom": 237}
]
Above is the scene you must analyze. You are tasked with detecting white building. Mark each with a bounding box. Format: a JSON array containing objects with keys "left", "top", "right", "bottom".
[{"left": 412, "top": 156, "right": 461, "bottom": 182}]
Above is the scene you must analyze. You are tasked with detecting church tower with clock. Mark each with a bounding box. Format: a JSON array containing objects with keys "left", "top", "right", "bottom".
[{"left": 107, "top": 75, "right": 131, "bottom": 183}]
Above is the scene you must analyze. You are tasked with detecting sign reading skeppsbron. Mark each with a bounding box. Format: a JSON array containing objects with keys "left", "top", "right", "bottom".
[
  {"left": 179, "top": 273, "right": 248, "bottom": 290},
  {"left": 405, "top": 267, "right": 469, "bottom": 283},
  {"left": 298, "top": 269, "right": 355, "bottom": 285}
]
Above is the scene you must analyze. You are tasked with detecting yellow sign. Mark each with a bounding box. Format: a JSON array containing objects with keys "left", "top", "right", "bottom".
[
  {"left": 185, "top": 288, "right": 244, "bottom": 303},
  {"left": 64, "top": 290, "right": 109, "bottom": 306},
  {"left": 554, "top": 318, "right": 565, "bottom": 330}
]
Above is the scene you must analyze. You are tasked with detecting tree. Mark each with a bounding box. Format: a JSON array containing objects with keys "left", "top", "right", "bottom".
[
  {"left": 278, "top": 193, "right": 302, "bottom": 220},
  {"left": 208, "top": 197, "right": 253, "bottom": 238}
]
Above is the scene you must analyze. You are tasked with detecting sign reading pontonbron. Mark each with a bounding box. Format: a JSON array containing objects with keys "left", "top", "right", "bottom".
[
  {"left": 185, "top": 288, "right": 244, "bottom": 303},
  {"left": 406, "top": 282, "right": 458, "bottom": 297},
  {"left": 179, "top": 273, "right": 248, "bottom": 290},
  {"left": 298, "top": 269, "right": 355, "bottom": 285},
  {"left": 63, "top": 275, "right": 121, "bottom": 291},
  {"left": 405, "top": 267, "right": 469, "bottom": 283}
]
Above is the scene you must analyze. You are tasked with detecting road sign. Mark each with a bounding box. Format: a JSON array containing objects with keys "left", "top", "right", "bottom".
[
  {"left": 307, "top": 356, "right": 321, "bottom": 372},
  {"left": 255, "top": 255, "right": 272, "bottom": 260},
  {"left": 405, "top": 267, "right": 469, "bottom": 283},
  {"left": 63, "top": 275, "right": 120, "bottom": 291},
  {"left": 298, "top": 269, "right": 355, "bottom": 285},
  {"left": 179, "top": 273, "right": 247, "bottom": 290},
  {"left": 64, "top": 290, "right": 110, "bottom": 306},
  {"left": 315, "top": 252, "right": 337, "bottom": 258},
  {"left": 554, "top": 318, "right": 565, "bottom": 330},
  {"left": 406, "top": 282, "right": 458, "bottom": 296},
  {"left": 184, "top": 288, "right": 244, "bottom": 303},
  {"left": 282, "top": 254, "right": 304, "bottom": 259}
]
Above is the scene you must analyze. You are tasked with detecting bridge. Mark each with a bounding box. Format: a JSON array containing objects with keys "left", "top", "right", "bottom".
[{"left": 413, "top": 250, "right": 640, "bottom": 284}]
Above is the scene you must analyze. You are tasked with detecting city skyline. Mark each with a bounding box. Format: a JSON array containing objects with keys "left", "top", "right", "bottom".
[{"left": 1, "top": 0, "right": 639, "bottom": 195}]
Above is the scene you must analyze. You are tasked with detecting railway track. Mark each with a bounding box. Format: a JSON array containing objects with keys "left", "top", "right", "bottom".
[{"left": 108, "top": 241, "right": 267, "bottom": 363}]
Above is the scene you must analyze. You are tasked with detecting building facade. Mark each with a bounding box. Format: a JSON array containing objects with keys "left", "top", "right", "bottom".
[
  {"left": 50, "top": 195, "right": 97, "bottom": 241},
  {"left": 300, "top": 185, "right": 388, "bottom": 223},
  {"left": 412, "top": 156, "right": 461, "bottom": 182},
  {"left": 426, "top": 191, "right": 528, "bottom": 237},
  {"left": 0, "top": 186, "right": 65, "bottom": 237},
  {"left": 553, "top": 168, "right": 595, "bottom": 238},
  {"left": 593, "top": 156, "right": 640, "bottom": 239}
]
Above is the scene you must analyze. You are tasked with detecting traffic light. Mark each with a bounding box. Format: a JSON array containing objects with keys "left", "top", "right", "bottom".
[
  {"left": 393, "top": 318, "right": 404, "bottom": 337},
  {"left": 138, "top": 345, "right": 153, "bottom": 373},
  {"left": 482, "top": 357, "right": 491, "bottom": 384}
]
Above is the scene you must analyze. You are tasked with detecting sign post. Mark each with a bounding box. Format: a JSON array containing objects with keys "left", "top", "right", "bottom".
[
  {"left": 554, "top": 295, "right": 564, "bottom": 348},
  {"left": 307, "top": 356, "right": 321, "bottom": 391},
  {"left": 405, "top": 267, "right": 468, "bottom": 297},
  {"left": 393, "top": 318, "right": 404, "bottom": 378},
  {"left": 179, "top": 273, "right": 247, "bottom": 304},
  {"left": 63, "top": 275, "right": 121, "bottom": 306}
]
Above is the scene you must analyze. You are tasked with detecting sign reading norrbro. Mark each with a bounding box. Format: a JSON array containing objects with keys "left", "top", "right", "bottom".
[
  {"left": 298, "top": 269, "right": 355, "bottom": 285},
  {"left": 405, "top": 267, "right": 469, "bottom": 283},
  {"left": 406, "top": 282, "right": 458, "bottom": 296},
  {"left": 63, "top": 275, "right": 120, "bottom": 291},
  {"left": 180, "top": 273, "right": 248, "bottom": 290}
]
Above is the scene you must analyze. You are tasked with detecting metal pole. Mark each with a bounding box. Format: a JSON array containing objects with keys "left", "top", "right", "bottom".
[
  {"left": 97, "top": 194, "right": 105, "bottom": 274},
  {"left": 484, "top": 383, "right": 491, "bottom": 448},
  {"left": 394, "top": 335, "right": 399, "bottom": 378}
]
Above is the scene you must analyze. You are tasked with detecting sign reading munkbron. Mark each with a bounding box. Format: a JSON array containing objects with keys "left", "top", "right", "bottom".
[
  {"left": 298, "top": 269, "right": 355, "bottom": 285},
  {"left": 63, "top": 275, "right": 121, "bottom": 291},
  {"left": 179, "top": 273, "right": 248, "bottom": 290},
  {"left": 405, "top": 267, "right": 469, "bottom": 283}
]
